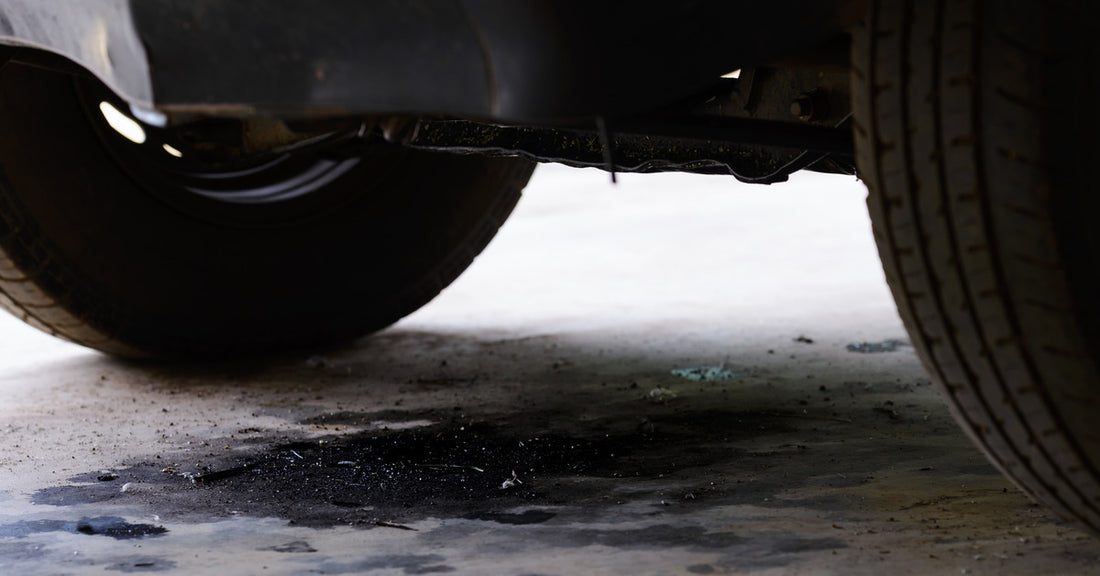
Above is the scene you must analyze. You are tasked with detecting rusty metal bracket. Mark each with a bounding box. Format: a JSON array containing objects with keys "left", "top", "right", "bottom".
[{"left": 404, "top": 117, "right": 854, "bottom": 183}]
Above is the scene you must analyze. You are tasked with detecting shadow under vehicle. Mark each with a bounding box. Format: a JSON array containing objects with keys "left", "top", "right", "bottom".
[{"left": 0, "top": 0, "right": 1096, "bottom": 537}]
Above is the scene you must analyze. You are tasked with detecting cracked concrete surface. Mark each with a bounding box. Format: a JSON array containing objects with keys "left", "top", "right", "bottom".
[{"left": 0, "top": 165, "right": 1097, "bottom": 575}]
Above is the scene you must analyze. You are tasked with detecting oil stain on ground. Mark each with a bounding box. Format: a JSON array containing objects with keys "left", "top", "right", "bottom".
[
  {"left": 31, "top": 408, "right": 806, "bottom": 527},
  {"left": 27, "top": 397, "right": 973, "bottom": 540}
]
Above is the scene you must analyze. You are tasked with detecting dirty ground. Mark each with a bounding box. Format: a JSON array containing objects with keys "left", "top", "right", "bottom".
[{"left": 0, "top": 165, "right": 1097, "bottom": 575}]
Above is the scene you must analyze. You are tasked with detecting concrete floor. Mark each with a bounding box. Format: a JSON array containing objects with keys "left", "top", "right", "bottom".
[{"left": 0, "top": 164, "right": 1097, "bottom": 575}]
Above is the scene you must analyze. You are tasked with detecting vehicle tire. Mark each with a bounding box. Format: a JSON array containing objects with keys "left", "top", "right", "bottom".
[
  {"left": 852, "top": 0, "right": 1100, "bottom": 532},
  {"left": 0, "top": 62, "right": 535, "bottom": 358}
]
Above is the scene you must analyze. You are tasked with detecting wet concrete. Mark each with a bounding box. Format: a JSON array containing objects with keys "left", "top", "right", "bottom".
[{"left": 0, "top": 165, "right": 1097, "bottom": 575}]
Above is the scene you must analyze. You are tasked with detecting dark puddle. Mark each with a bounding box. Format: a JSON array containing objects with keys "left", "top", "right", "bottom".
[
  {"left": 0, "top": 516, "right": 167, "bottom": 540},
  {"left": 105, "top": 558, "right": 177, "bottom": 573},
  {"left": 846, "top": 339, "right": 909, "bottom": 353},
  {"left": 463, "top": 510, "right": 557, "bottom": 525},
  {"left": 260, "top": 540, "right": 317, "bottom": 553},
  {"left": 312, "top": 553, "right": 455, "bottom": 575}
]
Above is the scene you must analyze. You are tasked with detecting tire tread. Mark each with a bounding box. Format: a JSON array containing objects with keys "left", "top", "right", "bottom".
[{"left": 854, "top": 0, "right": 1100, "bottom": 532}]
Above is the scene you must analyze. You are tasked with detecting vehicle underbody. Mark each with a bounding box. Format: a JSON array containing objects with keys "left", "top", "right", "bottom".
[{"left": 0, "top": 0, "right": 863, "bottom": 182}]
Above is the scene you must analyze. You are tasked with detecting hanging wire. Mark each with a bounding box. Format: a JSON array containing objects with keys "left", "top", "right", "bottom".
[{"left": 595, "top": 116, "right": 617, "bottom": 184}]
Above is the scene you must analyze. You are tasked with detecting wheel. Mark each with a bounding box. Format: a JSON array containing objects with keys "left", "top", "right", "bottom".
[
  {"left": 852, "top": 0, "right": 1100, "bottom": 532},
  {"left": 0, "top": 61, "right": 535, "bottom": 357}
]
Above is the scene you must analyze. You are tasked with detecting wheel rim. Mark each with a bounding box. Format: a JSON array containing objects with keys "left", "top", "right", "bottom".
[{"left": 75, "top": 75, "right": 383, "bottom": 227}]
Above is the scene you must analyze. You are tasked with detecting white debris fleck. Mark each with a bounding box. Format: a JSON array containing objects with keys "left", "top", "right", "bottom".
[
  {"left": 500, "top": 470, "right": 522, "bottom": 490},
  {"left": 119, "top": 482, "right": 133, "bottom": 493},
  {"left": 647, "top": 386, "right": 678, "bottom": 403}
]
